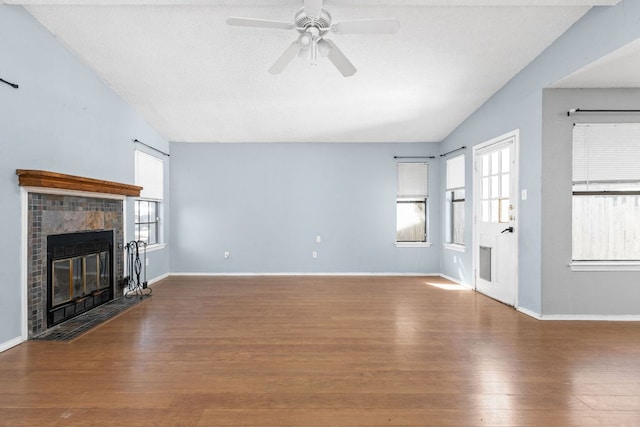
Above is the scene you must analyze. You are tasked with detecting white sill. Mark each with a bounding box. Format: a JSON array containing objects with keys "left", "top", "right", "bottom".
[
  {"left": 443, "top": 243, "right": 465, "bottom": 253},
  {"left": 570, "top": 261, "right": 640, "bottom": 272},
  {"left": 145, "top": 243, "right": 167, "bottom": 253},
  {"left": 395, "top": 242, "right": 432, "bottom": 248}
]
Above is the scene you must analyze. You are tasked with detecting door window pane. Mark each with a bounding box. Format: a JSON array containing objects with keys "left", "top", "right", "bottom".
[
  {"left": 491, "top": 176, "right": 499, "bottom": 198},
  {"left": 501, "top": 175, "right": 510, "bottom": 198},
  {"left": 491, "top": 152, "right": 499, "bottom": 175},
  {"left": 482, "top": 155, "right": 490, "bottom": 176},
  {"left": 501, "top": 148, "right": 510, "bottom": 172}
]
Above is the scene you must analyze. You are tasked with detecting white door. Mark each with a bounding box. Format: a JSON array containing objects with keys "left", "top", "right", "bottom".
[{"left": 473, "top": 132, "right": 518, "bottom": 306}]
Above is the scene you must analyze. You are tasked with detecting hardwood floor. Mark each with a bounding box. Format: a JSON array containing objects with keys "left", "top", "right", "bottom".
[{"left": 1, "top": 275, "right": 640, "bottom": 426}]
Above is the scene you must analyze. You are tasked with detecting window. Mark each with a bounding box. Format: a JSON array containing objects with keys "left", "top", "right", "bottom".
[
  {"left": 135, "top": 200, "right": 159, "bottom": 245},
  {"left": 396, "top": 162, "right": 428, "bottom": 244},
  {"left": 480, "top": 147, "right": 510, "bottom": 224},
  {"left": 134, "top": 150, "right": 164, "bottom": 245},
  {"left": 446, "top": 155, "right": 465, "bottom": 246},
  {"left": 572, "top": 123, "right": 640, "bottom": 261}
]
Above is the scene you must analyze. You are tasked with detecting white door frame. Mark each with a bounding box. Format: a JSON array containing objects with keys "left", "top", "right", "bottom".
[{"left": 472, "top": 129, "right": 520, "bottom": 307}]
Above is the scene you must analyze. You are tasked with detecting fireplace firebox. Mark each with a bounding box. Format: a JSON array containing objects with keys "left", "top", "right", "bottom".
[{"left": 47, "top": 230, "right": 115, "bottom": 327}]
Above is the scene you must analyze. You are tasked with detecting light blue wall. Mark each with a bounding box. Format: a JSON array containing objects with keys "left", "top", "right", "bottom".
[
  {"left": 170, "top": 142, "right": 441, "bottom": 274},
  {"left": 0, "top": 6, "right": 170, "bottom": 348},
  {"left": 439, "top": 0, "right": 640, "bottom": 315}
]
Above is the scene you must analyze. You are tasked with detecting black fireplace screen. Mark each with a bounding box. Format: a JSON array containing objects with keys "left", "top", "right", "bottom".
[
  {"left": 47, "top": 231, "right": 114, "bottom": 327},
  {"left": 51, "top": 252, "right": 109, "bottom": 306}
]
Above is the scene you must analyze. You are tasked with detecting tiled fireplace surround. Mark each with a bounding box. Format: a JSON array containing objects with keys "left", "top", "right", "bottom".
[{"left": 27, "top": 193, "right": 125, "bottom": 337}]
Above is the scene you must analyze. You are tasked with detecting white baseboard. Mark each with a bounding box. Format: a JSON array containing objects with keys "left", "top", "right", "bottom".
[
  {"left": 517, "top": 306, "right": 542, "bottom": 320},
  {"left": 0, "top": 336, "right": 24, "bottom": 353},
  {"left": 516, "top": 307, "right": 640, "bottom": 321},
  {"left": 148, "top": 272, "right": 170, "bottom": 285},
  {"left": 540, "top": 314, "right": 640, "bottom": 321},
  {"left": 169, "top": 272, "right": 441, "bottom": 277}
]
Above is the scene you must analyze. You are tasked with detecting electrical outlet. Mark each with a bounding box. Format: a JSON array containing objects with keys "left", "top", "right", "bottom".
[
  {"left": 312, "top": 251, "right": 318, "bottom": 259},
  {"left": 224, "top": 251, "right": 230, "bottom": 259}
]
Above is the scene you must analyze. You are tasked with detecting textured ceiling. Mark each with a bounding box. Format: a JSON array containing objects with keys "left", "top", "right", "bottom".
[{"left": 9, "top": 0, "right": 620, "bottom": 143}]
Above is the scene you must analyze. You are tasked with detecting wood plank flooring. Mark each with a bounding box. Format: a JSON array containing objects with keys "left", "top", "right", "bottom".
[{"left": 1, "top": 275, "right": 640, "bottom": 426}]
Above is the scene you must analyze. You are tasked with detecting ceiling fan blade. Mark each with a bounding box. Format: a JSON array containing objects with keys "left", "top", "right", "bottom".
[
  {"left": 304, "top": 0, "right": 323, "bottom": 17},
  {"left": 332, "top": 18, "right": 401, "bottom": 34},
  {"left": 317, "top": 39, "right": 356, "bottom": 77},
  {"left": 226, "top": 17, "right": 294, "bottom": 30},
  {"left": 269, "top": 41, "right": 303, "bottom": 74}
]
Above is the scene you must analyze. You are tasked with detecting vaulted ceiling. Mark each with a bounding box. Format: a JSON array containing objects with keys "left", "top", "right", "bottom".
[{"left": 5, "top": 0, "right": 619, "bottom": 142}]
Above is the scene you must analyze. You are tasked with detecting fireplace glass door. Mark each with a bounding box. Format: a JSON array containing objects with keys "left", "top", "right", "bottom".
[
  {"left": 52, "top": 252, "right": 109, "bottom": 307},
  {"left": 47, "top": 230, "right": 114, "bottom": 327}
]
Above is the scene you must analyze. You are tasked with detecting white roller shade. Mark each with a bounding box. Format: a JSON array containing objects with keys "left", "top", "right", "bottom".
[
  {"left": 573, "top": 123, "right": 640, "bottom": 186},
  {"left": 446, "top": 155, "right": 465, "bottom": 190},
  {"left": 397, "top": 162, "right": 428, "bottom": 198},
  {"left": 135, "top": 150, "right": 164, "bottom": 200}
]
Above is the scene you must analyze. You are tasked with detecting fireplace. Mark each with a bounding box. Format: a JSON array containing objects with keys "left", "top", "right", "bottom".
[
  {"left": 18, "top": 169, "right": 141, "bottom": 338},
  {"left": 25, "top": 192, "right": 126, "bottom": 337},
  {"left": 47, "top": 231, "right": 114, "bottom": 327}
]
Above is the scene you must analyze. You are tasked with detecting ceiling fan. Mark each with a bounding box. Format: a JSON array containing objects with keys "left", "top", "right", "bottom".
[{"left": 226, "top": 0, "right": 400, "bottom": 77}]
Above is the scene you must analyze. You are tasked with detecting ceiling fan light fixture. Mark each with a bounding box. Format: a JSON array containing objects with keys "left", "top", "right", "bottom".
[
  {"left": 299, "top": 33, "right": 312, "bottom": 46},
  {"left": 227, "top": 0, "right": 400, "bottom": 77}
]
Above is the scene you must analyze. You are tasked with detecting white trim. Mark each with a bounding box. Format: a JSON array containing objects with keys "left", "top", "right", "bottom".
[
  {"left": 0, "top": 336, "right": 24, "bottom": 354},
  {"left": 148, "top": 272, "right": 170, "bottom": 285},
  {"left": 20, "top": 188, "right": 28, "bottom": 341},
  {"left": 395, "top": 242, "right": 432, "bottom": 248},
  {"left": 540, "top": 314, "right": 640, "bottom": 321},
  {"left": 21, "top": 186, "right": 127, "bottom": 201},
  {"left": 569, "top": 261, "right": 640, "bottom": 271},
  {"left": 515, "top": 307, "right": 640, "bottom": 321},
  {"left": 170, "top": 272, "right": 442, "bottom": 277},
  {"left": 443, "top": 243, "right": 465, "bottom": 252},
  {"left": 517, "top": 306, "right": 542, "bottom": 320}
]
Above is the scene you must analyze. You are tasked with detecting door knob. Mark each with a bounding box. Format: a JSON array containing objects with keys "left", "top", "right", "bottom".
[{"left": 501, "top": 226, "right": 514, "bottom": 233}]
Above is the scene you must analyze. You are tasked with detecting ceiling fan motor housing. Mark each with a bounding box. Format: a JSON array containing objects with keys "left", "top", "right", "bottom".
[{"left": 295, "top": 8, "right": 332, "bottom": 33}]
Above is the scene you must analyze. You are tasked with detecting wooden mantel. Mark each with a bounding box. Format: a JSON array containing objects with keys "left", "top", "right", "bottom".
[{"left": 16, "top": 169, "right": 142, "bottom": 197}]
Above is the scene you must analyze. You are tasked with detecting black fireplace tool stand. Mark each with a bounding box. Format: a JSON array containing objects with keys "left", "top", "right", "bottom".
[{"left": 125, "top": 241, "right": 152, "bottom": 299}]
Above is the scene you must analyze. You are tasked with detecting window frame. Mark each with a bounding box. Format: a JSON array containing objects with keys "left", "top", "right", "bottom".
[
  {"left": 396, "top": 162, "right": 430, "bottom": 247},
  {"left": 570, "top": 122, "right": 640, "bottom": 266},
  {"left": 134, "top": 199, "right": 161, "bottom": 246},
  {"left": 134, "top": 150, "right": 165, "bottom": 248},
  {"left": 445, "top": 155, "right": 466, "bottom": 249}
]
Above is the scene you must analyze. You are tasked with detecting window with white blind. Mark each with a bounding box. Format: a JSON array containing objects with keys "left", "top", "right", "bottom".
[
  {"left": 572, "top": 123, "right": 640, "bottom": 261},
  {"left": 446, "top": 155, "right": 465, "bottom": 246},
  {"left": 134, "top": 150, "right": 164, "bottom": 245},
  {"left": 396, "top": 162, "right": 428, "bottom": 244}
]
